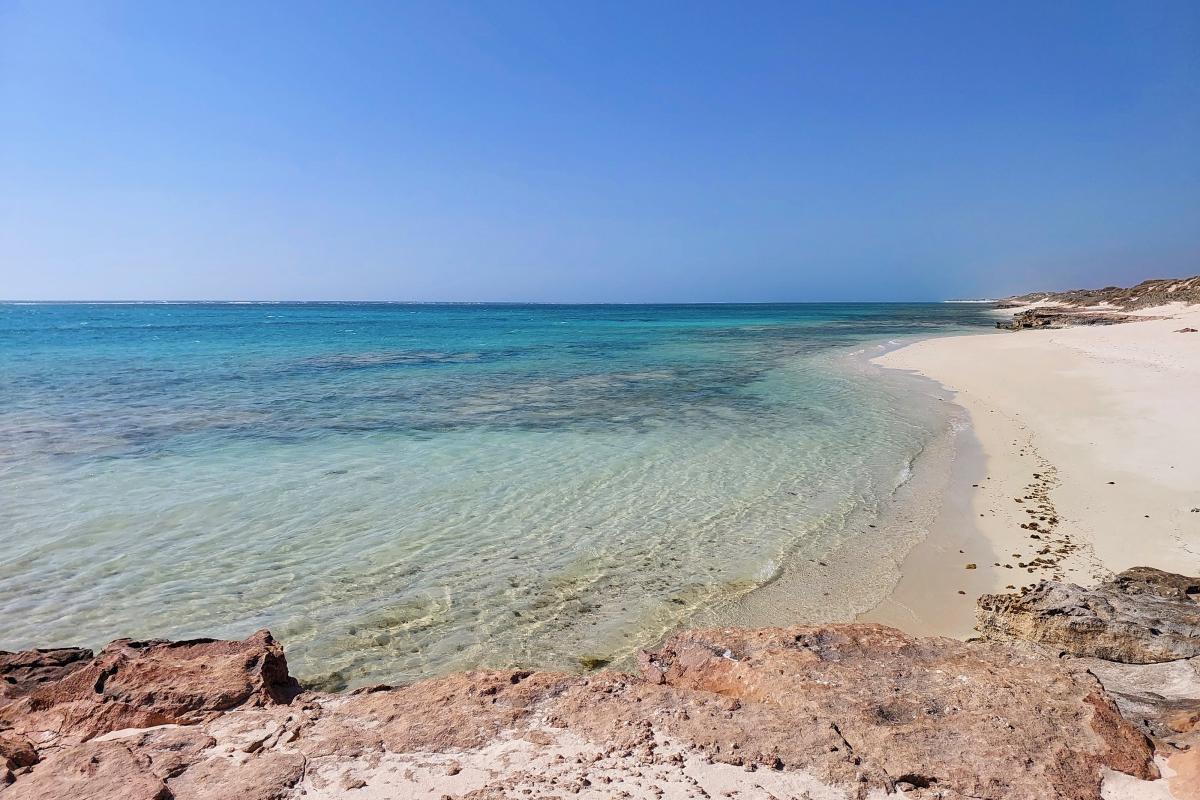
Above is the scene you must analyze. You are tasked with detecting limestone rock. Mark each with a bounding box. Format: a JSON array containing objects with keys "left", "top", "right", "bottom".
[
  {"left": 0, "top": 740, "right": 171, "bottom": 800},
  {"left": 164, "top": 750, "right": 306, "bottom": 800},
  {"left": 977, "top": 567, "right": 1200, "bottom": 663},
  {"left": 997, "top": 308, "right": 1142, "bottom": 330},
  {"left": 0, "top": 624, "right": 1163, "bottom": 800},
  {"left": 1075, "top": 655, "right": 1200, "bottom": 748},
  {"left": 0, "top": 629, "right": 300, "bottom": 749},
  {"left": 639, "top": 623, "right": 1156, "bottom": 797}
]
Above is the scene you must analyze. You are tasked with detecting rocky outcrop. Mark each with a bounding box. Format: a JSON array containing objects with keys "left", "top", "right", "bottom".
[
  {"left": 0, "top": 646, "right": 93, "bottom": 701},
  {"left": 997, "top": 308, "right": 1142, "bottom": 330},
  {"left": 0, "top": 629, "right": 300, "bottom": 756},
  {"left": 0, "top": 622, "right": 1158, "bottom": 799},
  {"left": 978, "top": 568, "right": 1200, "bottom": 800},
  {"left": 1075, "top": 656, "right": 1200, "bottom": 748},
  {"left": 976, "top": 567, "right": 1200, "bottom": 663},
  {"left": 639, "top": 624, "right": 1155, "bottom": 796},
  {"left": 10, "top": 570, "right": 1200, "bottom": 798}
]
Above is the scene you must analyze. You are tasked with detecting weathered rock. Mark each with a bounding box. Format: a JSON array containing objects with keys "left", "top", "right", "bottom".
[
  {"left": 977, "top": 567, "right": 1200, "bottom": 663},
  {"left": 1074, "top": 655, "right": 1200, "bottom": 747},
  {"left": 1081, "top": 658, "right": 1200, "bottom": 799},
  {"left": 978, "top": 569, "right": 1200, "bottom": 798},
  {"left": 100, "top": 725, "right": 219, "bottom": 781},
  {"left": 1114, "top": 566, "right": 1200, "bottom": 599},
  {"left": 0, "top": 624, "right": 1164, "bottom": 800},
  {"left": 997, "top": 308, "right": 1142, "bottom": 330},
  {"left": 639, "top": 624, "right": 1155, "bottom": 797},
  {"left": 164, "top": 750, "right": 306, "bottom": 800},
  {"left": 0, "top": 629, "right": 300, "bottom": 749},
  {"left": 0, "top": 740, "right": 171, "bottom": 800},
  {"left": 0, "top": 646, "right": 93, "bottom": 774},
  {"left": 0, "top": 646, "right": 92, "bottom": 702},
  {"left": 0, "top": 733, "right": 36, "bottom": 771}
]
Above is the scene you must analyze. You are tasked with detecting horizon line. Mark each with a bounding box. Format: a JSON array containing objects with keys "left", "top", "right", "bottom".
[{"left": 0, "top": 298, "right": 998, "bottom": 306}]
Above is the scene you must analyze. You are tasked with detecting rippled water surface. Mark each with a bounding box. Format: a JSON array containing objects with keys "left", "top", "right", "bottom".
[{"left": 0, "top": 302, "right": 992, "bottom": 687}]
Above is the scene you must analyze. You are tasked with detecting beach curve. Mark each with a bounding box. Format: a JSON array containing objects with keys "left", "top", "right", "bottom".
[{"left": 863, "top": 302, "right": 1200, "bottom": 637}]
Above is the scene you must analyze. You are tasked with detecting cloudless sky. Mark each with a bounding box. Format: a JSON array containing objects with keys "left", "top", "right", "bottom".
[{"left": 2, "top": 1, "right": 1198, "bottom": 301}]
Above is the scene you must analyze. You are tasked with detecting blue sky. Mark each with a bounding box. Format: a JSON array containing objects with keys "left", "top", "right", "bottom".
[{"left": 2, "top": 1, "right": 1197, "bottom": 301}]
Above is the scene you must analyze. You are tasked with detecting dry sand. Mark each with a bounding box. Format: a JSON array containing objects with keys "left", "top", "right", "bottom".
[{"left": 862, "top": 303, "right": 1200, "bottom": 637}]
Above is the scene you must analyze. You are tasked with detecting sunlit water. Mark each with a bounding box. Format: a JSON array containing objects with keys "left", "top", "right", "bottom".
[{"left": 0, "top": 303, "right": 993, "bottom": 688}]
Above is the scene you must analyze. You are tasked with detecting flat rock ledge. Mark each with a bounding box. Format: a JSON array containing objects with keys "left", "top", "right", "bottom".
[
  {"left": 4, "top": 569, "right": 1199, "bottom": 800},
  {"left": 977, "top": 567, "right": 1200, "bottom": 663},
  {"left": 996, "top": 308, "right": 1145, "bottom": 330}
]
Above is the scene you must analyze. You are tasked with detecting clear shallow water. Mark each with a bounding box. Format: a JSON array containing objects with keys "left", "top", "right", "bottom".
[{"left": 0, "top": 302, "right": 993, "bottom": 688}]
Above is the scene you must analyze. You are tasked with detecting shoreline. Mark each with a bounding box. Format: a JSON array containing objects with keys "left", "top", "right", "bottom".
[
  {"left": 691, "top": 338, "right": 982, "bottom": 641},
  {"left": 863, "top": 302, "right": 1200, "bottom": 636}
]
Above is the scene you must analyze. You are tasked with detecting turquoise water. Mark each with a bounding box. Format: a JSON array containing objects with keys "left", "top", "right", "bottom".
[{"left": 0, "top": 303, "right": 992, "bottom": 687}]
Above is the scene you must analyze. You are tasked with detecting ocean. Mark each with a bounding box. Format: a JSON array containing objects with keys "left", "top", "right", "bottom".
[{"left": 0, "top": 302, "right": 994, "bottom": 688}]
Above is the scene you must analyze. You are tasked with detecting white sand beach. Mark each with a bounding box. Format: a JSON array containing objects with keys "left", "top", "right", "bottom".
[{"left": 864, "top": 303, "right": 1200, "bottom": 637}]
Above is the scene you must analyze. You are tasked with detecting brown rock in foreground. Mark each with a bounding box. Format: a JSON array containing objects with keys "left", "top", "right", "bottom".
[
  {"left": 979, "top": 568, "right": 1200, "bottom": 800},
  {"left": 0, "top": 646, "right": 92, "bottom": 702},
  {"left": 640, "top": 624, "right": 1155, "bottom": 795},
  {"left": 0, "top": 629, "right": 300, "bottom": 753},
  {"left": 0, "top": 622, "right": 1158, "bottom": 799},
  {"left": 977, "top": 566, "right": 1200, "bottom": 663}
]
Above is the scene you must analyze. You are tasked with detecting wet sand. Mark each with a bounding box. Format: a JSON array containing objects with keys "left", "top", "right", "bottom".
[{"left": 863, "top": 303, "right": 1200, "bottom": 637}]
